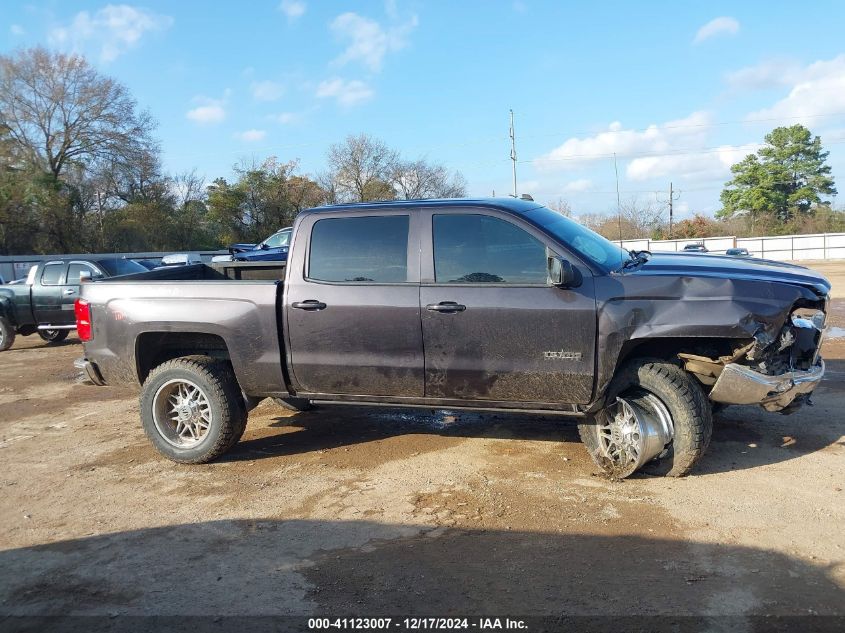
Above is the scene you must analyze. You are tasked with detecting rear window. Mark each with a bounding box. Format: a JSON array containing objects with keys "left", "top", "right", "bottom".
[
  {"left": 40, "top": 263, "right": 64, "bottom": 286},
  {"left": 308, "top": 216, "right": 409, "bottom": 283}
]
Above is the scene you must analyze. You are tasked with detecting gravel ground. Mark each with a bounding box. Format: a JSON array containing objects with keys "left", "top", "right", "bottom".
[{"left": 0, "top": 262, "right": 843, "bottom": 618}]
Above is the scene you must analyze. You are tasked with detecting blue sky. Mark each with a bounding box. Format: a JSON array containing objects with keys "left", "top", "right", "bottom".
[{"left": 3, "top": 1, "right": 845, "bottom": 219}]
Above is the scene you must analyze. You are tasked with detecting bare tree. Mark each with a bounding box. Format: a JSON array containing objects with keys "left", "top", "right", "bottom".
[
  {"left": 0, "top": 47, "right": 156, "bottom": 181},
  {"left": 392, "top": 158, "right": 466, "bottom": 199},
  {"left": 325, "top": 134, "right": 399, "bottom": 202},
  {"left": 548, "top": 197, "right": 572, "bottom": 217}
]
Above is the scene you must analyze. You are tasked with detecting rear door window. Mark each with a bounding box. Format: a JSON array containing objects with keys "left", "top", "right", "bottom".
[
  {"left": 40, "top": 263, "right": 65, "bottom": 286},
  {"left": 308, "top": 216, "right": 409, "bottom": 283}
]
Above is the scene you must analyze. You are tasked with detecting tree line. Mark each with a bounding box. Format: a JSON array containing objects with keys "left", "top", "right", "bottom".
[
  {"left": 0, "top": 48, "right": 466, "bottom": 255},
  {"left": 2, "top": 47, "right": 842, "bottom": 256}
]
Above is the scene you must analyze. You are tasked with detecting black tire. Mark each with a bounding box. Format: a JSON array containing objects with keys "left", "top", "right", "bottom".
[
  {"left": 0, "top": 317, "right": 15, "bottom": 352},
  {"left": 272, "top": 396, "right": 313, "bottom": 412},
  {"left": 579, "top": 359, "right": 712, "bottom": 478},
  {"left": 140, "top": 355, "right": 247, "bottom": 464},
  {"left": 38, "top": 329, "right": 69, "bottom": 344}
]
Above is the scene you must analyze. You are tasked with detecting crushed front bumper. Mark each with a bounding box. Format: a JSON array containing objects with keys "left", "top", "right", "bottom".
[{"left": 709, "top": 360, "right": 825, "bottom": 412}]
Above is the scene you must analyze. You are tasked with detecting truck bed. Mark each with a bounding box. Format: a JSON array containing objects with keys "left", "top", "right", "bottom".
[{"left": 79, "top": 263, "right": 287, "bottom": 396}]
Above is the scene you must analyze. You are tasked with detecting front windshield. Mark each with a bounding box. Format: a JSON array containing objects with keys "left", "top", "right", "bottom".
[
  {"left": 263, "top": 229, "right": 291, "bottom": 249},
  {"left": 97, "top": 258, "right": 149, "bottom": 276},
  {"left": 523, "top": 206, "right": 628, "bottom": 270}
]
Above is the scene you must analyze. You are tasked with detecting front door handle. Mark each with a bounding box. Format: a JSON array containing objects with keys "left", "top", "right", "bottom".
[
  {"left": 426, "top": 301, "right": 466, "bottom": 313},
  {"left": 291, "top": 300, "right": 327, "bottom": 311},
  {"left": 63, "top": 288, "right": 76, "bottom": 296}
]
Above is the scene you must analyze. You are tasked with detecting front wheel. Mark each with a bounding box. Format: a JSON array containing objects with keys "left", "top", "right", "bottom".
[
  {"left": 140, "top": 356, "right": 247, "bottom": 464},
  {"left": 0, "top": 317, "right": 15, "bottom": 352},
  {"left": 579, "top": 359, "right": 712, "bottom": 478},
  {"left": 38, "top": 329, "right": 69, "bottom": 344}
]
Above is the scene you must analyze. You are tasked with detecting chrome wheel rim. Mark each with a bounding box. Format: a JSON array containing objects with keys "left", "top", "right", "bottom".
[
  {"left": 597, "top": 392, "right": 674, "bottom": 477},
  {"left": 42, "top": 329, "right": 59, "bottom": 340},
  {"left": 152, "top": 379, "right": 212, "bottom": 448}
]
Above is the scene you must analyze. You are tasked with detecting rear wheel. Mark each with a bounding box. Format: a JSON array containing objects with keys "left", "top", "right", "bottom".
[
  {"left": 0, "top": 317, "right": 15, "bottom": 352},
  {"left": 579, "top": 359, "right": 712, "bottom": 478},
  {"left": 140, "top": 356, "right": 247, "bottom": 463},
  {"left": 38, "top": 329, "right": 69, "bottom": 344}
]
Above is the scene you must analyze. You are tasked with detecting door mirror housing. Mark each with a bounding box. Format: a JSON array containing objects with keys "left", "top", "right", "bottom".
[
  {"left": 78, "top": 270, "right": 92, "bottom": 282},
  {"left": 548, "top": 256, "right": 578, "bottom": 288},
  {"left": 260, "top": 242, "right": 269, "bottom": 250}
]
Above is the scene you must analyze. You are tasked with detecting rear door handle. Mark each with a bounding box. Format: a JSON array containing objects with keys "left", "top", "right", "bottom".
[
  {"left": 63, "top": 288, "right": 76, "bottom": 296},
  {"left": 291, "top": 300, "right": 327, "bottom": 311},
  {"left": 426, "top": 301, "right": 466, "bottom": 313}
]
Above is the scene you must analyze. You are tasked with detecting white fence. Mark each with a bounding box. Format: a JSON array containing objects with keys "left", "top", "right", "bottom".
[{"left": 614, "top": 233, "right": 845, "bottom": 261}]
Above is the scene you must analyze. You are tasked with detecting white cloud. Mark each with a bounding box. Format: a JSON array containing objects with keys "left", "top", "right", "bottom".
[
  {"left": 273, "top": 112, "right": 298, "bottom": 124},
  {"left": 10, "top": 24, "right": 25, "bottom": 36},
  {"left": 626, "top": 144, "right": 761, "bottom": 182},
  {"left": 536, "top": 111, "right": 712, "bottom": 170},
  {"left": 725, "top": 58, "right": 803, "bottom": 91},
  {"left": 330, "top": 11, "right": 418, "bottom": 72},
  {"left": 235, "top": 129, "right": 266, "bottom": 142},
  {"left": 535, "top": 111, "right": 761, "bottom": 183},
  {"left": 186, "top": 93, "right": 228, "bottom": 124},
  {"left": 745, "top": 54, "right": 845, "bottom": 123},
  {"left": 693, "top": 16, "right": 739, "bottom": 44},
  {"left": 251, "top": 80, "right": 284, "bottom": 101},
  {"left": 563, "top": 178, "right": 593, "bottom": 192},
  {"left": 279, "top": 0, "right": 306, "bottom": 21},
  {"left": 186, "top": 104, "right": 225, "bottom": 124},
  {"left": 316, "top": 78, "right": 373, "bottom": 106},
  {"left": 48, "top": 4, "right": 173, "bottom": 62}
]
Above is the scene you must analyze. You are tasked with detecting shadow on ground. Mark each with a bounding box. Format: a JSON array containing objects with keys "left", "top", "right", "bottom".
[
  {"left": 0, "top": 519, "right": 842, "bottom": 617},
  {"left": 222, "top": 396, "right": 843, "bottom": 477}
]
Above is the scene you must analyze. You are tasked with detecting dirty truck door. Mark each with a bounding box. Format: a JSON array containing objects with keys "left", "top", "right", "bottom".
[
  {"left": 32, "top": 261, "right": 68, "bottom": 326},
  {"left": 420, "top": 211, "right": 596, "bottom": 404},
  {"left": 284, "top": 212, "right": 424, "bottom": 397}
]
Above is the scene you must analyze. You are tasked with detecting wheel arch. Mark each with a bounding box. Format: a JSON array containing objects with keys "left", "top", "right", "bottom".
[{"left": 136, "top": 332, "right": 232, "bottom": 385}]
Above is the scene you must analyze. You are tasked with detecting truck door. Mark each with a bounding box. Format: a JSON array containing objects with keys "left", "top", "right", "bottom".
[
  {"left": 59, "top": 262, "right": 101, "bottom": 325},
  {"left": 284, "top": 211, "right": 424, "bottom": 397},
  {"left": 420, "top": 210, "right": 597, "bottom": 404},
  {"left": 32, "top": 261, "right": 67, "bottom": 326}
]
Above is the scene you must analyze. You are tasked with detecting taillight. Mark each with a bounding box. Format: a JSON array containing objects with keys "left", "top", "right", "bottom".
[{"left": 74, "top": 298, "right": 92, "bottom": 341}]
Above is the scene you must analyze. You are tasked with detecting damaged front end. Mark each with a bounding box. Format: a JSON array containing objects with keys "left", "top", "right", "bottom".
[{"left": 680, "top": 309, "right": 826, "bottom": 413}]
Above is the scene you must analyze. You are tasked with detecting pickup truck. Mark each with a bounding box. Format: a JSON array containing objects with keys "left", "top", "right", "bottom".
[
  {"left": 0, "top": 257, "right": 148, "bottom": 351},
  {"left": 231, "top": 227, "right": 292, "bottom": 262},
  {"left": 75, "top": 198, "right": 830, "bottom": 478}
]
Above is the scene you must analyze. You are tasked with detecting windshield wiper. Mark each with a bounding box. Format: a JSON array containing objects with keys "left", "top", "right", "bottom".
[{"left": 622, "top": 249, "right": 651, "bottom": 270}]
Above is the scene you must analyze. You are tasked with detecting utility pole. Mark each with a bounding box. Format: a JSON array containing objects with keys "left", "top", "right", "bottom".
[
  {"left": 667, "top": 182, "right": 680, "bottom": 239},
  {"left": 509, "top": 109, "right": 517, "bottom": 198},
  {"left": 613, "top": 153, "right": 622, "bottom": 242}
]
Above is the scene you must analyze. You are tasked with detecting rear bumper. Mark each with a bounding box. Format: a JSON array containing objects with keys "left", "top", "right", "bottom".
[
  {"left": 709, "top": 360, "right": 825, "bottom": 412},
  {"left": 74, "top": 357, "right": 107, "bottom": 386}
]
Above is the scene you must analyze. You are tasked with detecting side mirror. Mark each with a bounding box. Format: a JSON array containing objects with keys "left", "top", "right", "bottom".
[
  {"left": 79, "top": 270, "right": 92, "bottom": 282},
  {"left": 548, "top": 256, "right": 578, "bottom": 288},
  {"left": 260, "top": 243, "right": 269, "bottom": 250}
]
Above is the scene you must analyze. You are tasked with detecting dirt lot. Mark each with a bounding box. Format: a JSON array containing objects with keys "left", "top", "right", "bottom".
[{"left": 1, "top": 262, "right": 844, "bottom": 619}]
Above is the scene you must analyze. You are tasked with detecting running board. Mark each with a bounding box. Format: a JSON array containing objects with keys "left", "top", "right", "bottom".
[
  {"left": 310, "top": 400, "right": 586, "bottom": 417},
  {"left": 37, "top": 324, "right": 77, "bottom": 330}
]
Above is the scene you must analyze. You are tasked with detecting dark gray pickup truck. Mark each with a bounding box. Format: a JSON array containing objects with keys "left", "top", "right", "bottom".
[{"left": 76, "top": 198, "right": 830, "bottom": 478}]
